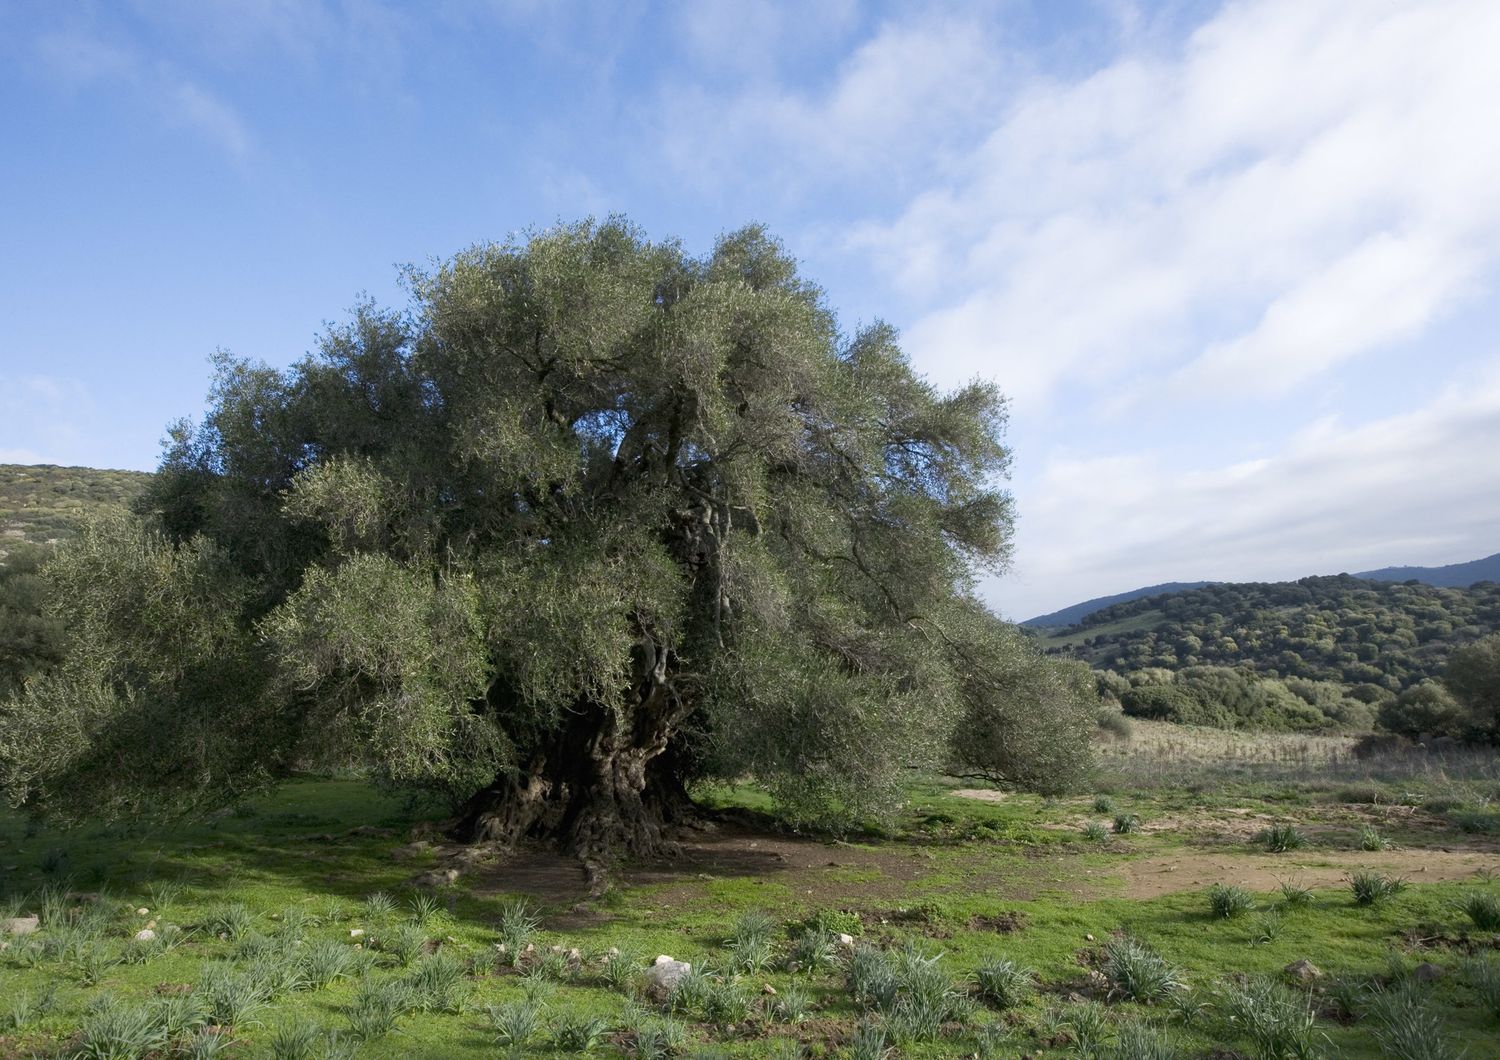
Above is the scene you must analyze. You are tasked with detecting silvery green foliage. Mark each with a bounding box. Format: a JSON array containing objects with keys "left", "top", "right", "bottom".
[{"left": 0, "top": 219, "right": 1062, "bottom": 840}]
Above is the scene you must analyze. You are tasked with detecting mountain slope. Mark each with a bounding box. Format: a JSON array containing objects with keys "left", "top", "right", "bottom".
[
  {"left": 1022, "top": 581, "right": 1212, "bottom": 629},
  {"left": 1041, "top": 574, "right": 1500, "bottom": 693},
  {"left": 1355, "top": 552, "right": 1500, "bottom": 588},
  {"left": 0, "top": 463, "right": 151, "bottom": 566}
]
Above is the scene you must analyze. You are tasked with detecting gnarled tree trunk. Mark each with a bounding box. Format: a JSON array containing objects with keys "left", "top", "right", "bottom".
[{"left": 454, "top": 638, "right": 694, "bottom": 871}]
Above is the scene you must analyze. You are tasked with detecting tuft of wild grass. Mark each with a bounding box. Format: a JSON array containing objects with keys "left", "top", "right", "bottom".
[
  {"left": 1103, "top": 937, "right": 1185, "bottom": 1004},
  {"left": 1366, "top": 982, "right": 1464, "bottom": 1060},
  {"left": 1207, "top": 884, "right": 1255, "bottom": 919},
  {"left": 1067, "top": 1000, "right": 1112, "bottom": 1054},
  {"left": 1359, "top": 825, "right": 1392, "bottom": 851},
  {"left": 1111, "top": 1021, "right": 1182, "bottom": 1059},
  {"left": 1277, "top": 879, "right": 1314, "bottom": 908},
  {"left": 71, "top": 994, "right": 169, "bottom": 1060},
  {"left": 487, "top": 999, "right": 544, "bottom": 1049},
  {"left": 495, "top": 897, "right": 541, "bottom": 954},
  {"left": 1459, "top": 890, "right": 1500, "bottom": 931},
  {"left": 550, "top": 1012, "right": 611, "bottom": 1052},
  {"left": 600, "top": 947, "right": 639, "bottom": 992},
  {"left": 1219, "top": 977, "right": 1326, "bottom": 1060},
  {"left": 702, "top": 978, "right": 755, "bottom": 1027},
  {"left": 1350, "top": 871, "right": 1406, "bottom": 905},
  {"left": 1083, "top": 820, "right": 1110, "bottom": 843},
  {"left": 406, "top": 890, "right": 442, "bottom": 924},
  {"left": 769, "top": 981, "right": 812, "bottom": 1023},
  {"left": 204, "top": 902, "right": 256, "bottom": 940},
  {"left": 975, "top": 956, "right": 1035, "bottom": 1009},
  {"left": 301, "top": 938, "right": 356, "bottom": 988},
  {"left": 347, "top": 977, "right": 415, "bottom": 1040},
  {"left": 1113, "top": 813, "right": 1142, "bottom": 835},
  {"left": 183, "top": 1028, "right": 236, "bottom": 1059},
  {"left": 630, "top": 1014, "right": 688, "bottom": 1059},
  {"left": 847, "top": 1020, "right": 892, "bottom": 1060},
  {"left": 1094, "top": 795, "right": 1117, "bottom": 814},
  {"left": 267, "top": 1019, "right": 321, "bottom": 1060},
  {"left": 1260, "top": 823, "right": 1307, "bottom": 852},
  {"left": 197, "top": 960, "right": 271, "bottom": 1028},
  {"left": 379, "top": 922, "right": 428, "bottom": 967},
  {"left": 1463, "top": 954, "right": 1500, "bottom": 1017},
  {"left": 364, "top": 891, "right": 396, "bottom": 919},
  {"left": 402, "top": 949, "right": 470, "bottom": 1013},
  {"left": 790, "top": 926, "right": 837, "bottom": 973},
  {"left": 1250, "top": 910, "right": 1284, "bottom": 945}
]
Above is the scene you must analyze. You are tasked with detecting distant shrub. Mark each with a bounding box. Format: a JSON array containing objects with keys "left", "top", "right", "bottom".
[
  {"left": 1379, "top": 681, "right": 1466, "bottom": 740},
  {"left": 1359, "top": 825, "right": 1391, "bottom": 851},
  {"left": 1113, "top": 813, "right": 1141, "bottom": 835},
  {"left": 1093, "top": 794, "right": 1116, "bottom": 813},
  {"left": 1083, "top": 821, "right": 1109, "bottom": 843}
]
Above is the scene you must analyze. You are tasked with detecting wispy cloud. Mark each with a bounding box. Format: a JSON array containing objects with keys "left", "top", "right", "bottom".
[
  {"left": 999, "top": 365, "right": 1500, "bottom": 618},
  {"left": 33, "top": 31, "right": 255, "bottom": 159},
  {"left": 854, "top": 0, "right": 1500, "bottom": 404}
]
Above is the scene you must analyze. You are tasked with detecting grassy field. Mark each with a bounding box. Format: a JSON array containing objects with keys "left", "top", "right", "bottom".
[{"left": 4, "top": 728, "right": 1500, "bottom": 1057}]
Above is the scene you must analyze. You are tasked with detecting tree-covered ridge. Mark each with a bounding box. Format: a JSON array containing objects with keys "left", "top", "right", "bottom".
[
  {"left": 0, "top": 464, "right": 150, "bottom": 563},
  {"left": 1042, "top": 574, "right": 1500, "bottom": 693},
  {"left": 1, "top": 465, "right": 152, "bottom": 696}
]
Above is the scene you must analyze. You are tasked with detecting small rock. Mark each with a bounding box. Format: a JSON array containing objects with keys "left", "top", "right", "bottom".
[
  {"left": 644, "top": 955, "right": 693, "bottom": 1000},
  {"left": 146, "top": 920, "right": 157, "bottom": 930},
  {"left": 2, "top": 916, "right": 39, "bottom": 936},
  {"left": 524, "top": 943, "right": 535, "bottom": 954},
  {"left": 607, "top": 946, "right": 620, "bottom": 957},
  {"left": 786, "top": 960, "right": 801, "bottom": 973},
  {"left": 134, "top": 928, "right": 156, "bottom": 942},
  {"left": 1284, "top": 959, "right": 1322, "bottom": 984},
  {"left": 762, "top": 983, "right": 777, "bottom": 995},
  {"left": 1414, "top": 962, "right": 1444, "bottom": 983},
  {"left": 412, "top": 868, "right": 460, "bottom": 888},
  {"left": 349, "top": 929, "right": 365, "bottom": 938},
  {"left": 136, "top": 907, "right": 150, "bottom": 916},
  {"left": 836, "top": 933, "right": 855, "bottom": 947},
  {"left": 1085, "top": 933, "right": 1095, "bottom": 942},
  {"left": 567, "top": 947, "right": 582, "bottom": 962}
]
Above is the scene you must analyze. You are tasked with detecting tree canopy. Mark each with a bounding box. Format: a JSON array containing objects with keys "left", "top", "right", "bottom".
[{"left": 0, "top": 220, "right": 1092, "bottom": 859}]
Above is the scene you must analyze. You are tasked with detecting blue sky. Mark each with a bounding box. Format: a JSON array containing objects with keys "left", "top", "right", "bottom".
[{"left": 3, "top": 0, "right": 1499, "bottom": 621}]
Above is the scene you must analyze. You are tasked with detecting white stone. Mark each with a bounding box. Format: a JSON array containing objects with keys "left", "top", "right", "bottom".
[
  {"left": 136, "top": 907, "right": 150, "bottom": 916},
  {"left": 349, "top": 928, "right": 365, "bottom": 938},
  {"left": 134, "top": 928, "right": 156, "bottom": 942},
  {"left": 837, "top": 933, "right": 855, "bottom": 947},
  {"left": 645, "top": 955, "right": 692, "bottom": 1000}
]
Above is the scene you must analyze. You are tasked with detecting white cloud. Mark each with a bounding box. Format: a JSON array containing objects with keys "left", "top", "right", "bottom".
[
  {"left": 0, "top": 376, "right": 96, "bottom": 468},
  {"left": 854, "top": 0, "right": 1500, "bottom": 403},
  {"left": 997, "top": 368, "right": 1500, "bottom": 619},
  {"left": 32, "top": 32, "right": 255, "bottom": 160}
]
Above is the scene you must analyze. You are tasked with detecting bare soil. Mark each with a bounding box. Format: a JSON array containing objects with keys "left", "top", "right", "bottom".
[{"left": 1114, "top": 847, "right": 1500, "bottom": 898}]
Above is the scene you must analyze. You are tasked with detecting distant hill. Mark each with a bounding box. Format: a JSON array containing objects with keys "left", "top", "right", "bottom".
[
  {"left": 1022, "top": 582, "right": 1213, "bottom": 629},
  {"left": 0, "top": 463, "right": 151, "bottom": 569},
  {"left": 1040, "top": 574, "right": 1500, "bottom": 693},
  {"left": 1355, "top": 552, "right": 1500, "bottom": 588}
]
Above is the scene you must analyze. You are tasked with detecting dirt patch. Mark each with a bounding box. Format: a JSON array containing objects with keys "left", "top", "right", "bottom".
[
  {"left": 968, "top": 910, "right": 1027, "bottom": 933},
  {"left": 1114, "top": 848, "right": 1500, "bottom": 899},
  {"left": 952, "top": 788, "right": 1008, "bottom": 803}
]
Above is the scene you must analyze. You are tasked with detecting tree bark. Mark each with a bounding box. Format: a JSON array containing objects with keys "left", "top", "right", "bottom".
[{"left": 453, "top": 648, "right": 694, "bottom": 871}]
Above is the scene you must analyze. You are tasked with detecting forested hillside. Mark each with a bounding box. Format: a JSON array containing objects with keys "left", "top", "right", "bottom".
[
  {"left": 1041, "top": 575, "right": 1500, "bottom": 694},
  {"left": 0, "top": 464, "right": 151, "bottom": 693}
]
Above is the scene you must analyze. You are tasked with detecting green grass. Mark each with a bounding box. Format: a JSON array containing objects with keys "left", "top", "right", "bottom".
[{"left": 3, "top": 762, "right": 1500, "bottom": 1057}]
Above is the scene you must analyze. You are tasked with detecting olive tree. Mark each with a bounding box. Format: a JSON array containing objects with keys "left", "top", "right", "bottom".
[{"left": 0, "top": 220, "right": 1090, "bottom": 860}]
